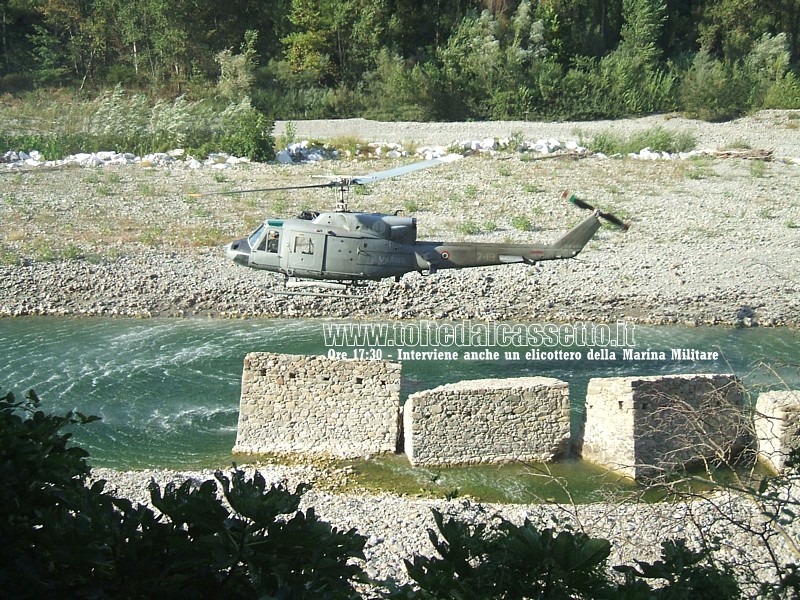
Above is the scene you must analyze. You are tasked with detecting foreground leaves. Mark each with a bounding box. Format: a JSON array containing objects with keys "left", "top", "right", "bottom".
[{"left": 0, "top": 389, "right": 365, "bottom": 599}]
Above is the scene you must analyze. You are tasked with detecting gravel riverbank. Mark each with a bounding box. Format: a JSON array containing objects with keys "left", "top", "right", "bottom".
[
  {"left": 2, "top": 111, "right": 800, "bottom": 325},
  {"left": 92, "top": 464, "right": 800, "bottom": 595}
]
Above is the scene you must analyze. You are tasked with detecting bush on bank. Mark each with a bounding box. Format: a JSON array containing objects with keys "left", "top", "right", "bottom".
[
  {"left": 1, "top": 88, "right": 275, "bottom": 162},
  {"left": 0, "top": 389, "right": 364, "bottom": 599},
  {"left": 10, "top": 387, "right": 800, "bottom": 598}
]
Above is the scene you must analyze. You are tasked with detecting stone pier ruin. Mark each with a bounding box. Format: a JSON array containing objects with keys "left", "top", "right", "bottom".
[
  {"left": 755, "top": 391, "right": 800, "bottom": 473},
  {"left": 233, "top": 352, "right": 402, "bottom": 458},
  {"left": 582, "top": 374, "right": 749, "bottom": 479},
  {"left": 403, "top": 377, "right": 570, "bottom": 466},
  {"left": 233, "top": 353, "right": 792, "bottom": 479}
]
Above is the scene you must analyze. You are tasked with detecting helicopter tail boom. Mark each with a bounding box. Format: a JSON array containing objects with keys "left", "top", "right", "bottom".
[
  {"left": 551, "top": 211, "right": 602, "bottom": 256},
  {"left": 416, "top": 212, "right": 603, "bottom": 271}
]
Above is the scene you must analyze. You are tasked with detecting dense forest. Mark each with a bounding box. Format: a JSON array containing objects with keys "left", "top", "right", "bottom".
[{"left": 2, "top": 0, "right": 800, "bottom": 122}]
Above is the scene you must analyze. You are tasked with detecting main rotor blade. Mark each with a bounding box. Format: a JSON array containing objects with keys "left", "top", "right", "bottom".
[
  {"left": 189, "top": 154, "right": 462, "bottom": 197},
  {"left": 350, "top": 154, "right": 463, "bottom": 185},
  {"left": 188, "top": 182, "right": 335, "bottom": 198}
]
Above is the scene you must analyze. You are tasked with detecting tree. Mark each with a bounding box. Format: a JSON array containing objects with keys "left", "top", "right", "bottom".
[
  {"left": 766, "top": 0, "right": 800, "bottom": 65},
  {"left": 697, "top": 0, "right": 771, "bottom": 62},
  {"left": 534, "top": 0, "right": 623, "bottom": 63},
  {"left": 216, "top": 29, "right": 259, "bottom": 102},
  {"left": 619, "top": 0, "right": 667, "bottom": 64},
  {"left": 32, "top": 0, "right": 110, "bottom": 86}
]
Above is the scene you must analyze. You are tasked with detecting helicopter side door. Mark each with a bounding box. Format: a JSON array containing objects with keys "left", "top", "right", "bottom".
[
  {"left": 248, "top": 227, "right": 282, "bottom": 271},
  {"left": 282, "top": 231, "right": 325, "bottom": 278}
]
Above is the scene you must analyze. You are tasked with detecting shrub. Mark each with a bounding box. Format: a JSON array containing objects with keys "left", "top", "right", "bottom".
[
  {"left": 214, "top": 100, "right": 275, "bottom": 162},
  {"left": 1, "top": 89, "right": 276, "bottom": 162},
  {"left": 595, "top": 51, "right": 678, "bottom": 117},
  {"left": 762, "top": 73, "right": 800, "bottom": 109},
  {"left": 0, "top": 389, "right": 367, "bottom": 599},
  {"left": 679, "top": 52, "right": 751, "bottom": 121},
  {"left": 582, "top": 126, "right": 696, "bottom": 155},
  {"left": 405, "top": 511, "right": 612, "bottom": 599},
  {"left": 403, "top": 510, "right": 741, "bottom": 599},
  {"left": 216, "top": 30, "right": 259, "bottom": 103},
  {"left": 511, "top": 215, "right": 533, "bottom": 231},
  {"left": 362, "top": 50, "right": 438, "bottom": 121}
]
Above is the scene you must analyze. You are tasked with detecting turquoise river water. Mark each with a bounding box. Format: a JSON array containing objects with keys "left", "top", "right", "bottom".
[{"left": 0, "top": 317, "right": 798, "bottom": 471}]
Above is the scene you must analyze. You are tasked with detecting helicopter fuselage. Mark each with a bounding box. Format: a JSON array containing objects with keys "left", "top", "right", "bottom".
[{"left": 224, "top": 209, "right": 603, "bottom": 283}]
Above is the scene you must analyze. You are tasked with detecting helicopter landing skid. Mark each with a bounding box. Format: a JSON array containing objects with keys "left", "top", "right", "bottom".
[
  {"left": 267, "top": 278, "right": 366, "bottom": 299},
  {"left": 267, "top": 288, "right": 362, "bottom": 299}
]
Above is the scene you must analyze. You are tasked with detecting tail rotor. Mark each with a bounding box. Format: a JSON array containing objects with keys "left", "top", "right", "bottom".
[{"left": 561, "top": 190, "right": 630, "bottom": 230}]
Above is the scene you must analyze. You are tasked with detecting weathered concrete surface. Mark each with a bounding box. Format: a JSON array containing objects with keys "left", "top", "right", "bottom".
[
  {"left": 234, "top": 352, "right": 401, "bottom": 458},
  {"left": 756, "top": 390, "right": 800, "bottom": 473},
  {"left": 582, "top": 374, "right": 749, "bottom": 479},
  {"left": 403, "top": 376, "right": 570, "bottom": 466}
]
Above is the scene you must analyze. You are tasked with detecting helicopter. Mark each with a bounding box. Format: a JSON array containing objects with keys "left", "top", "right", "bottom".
[{"left": 203, "top": 155, "right": 629, "bottom": 297}]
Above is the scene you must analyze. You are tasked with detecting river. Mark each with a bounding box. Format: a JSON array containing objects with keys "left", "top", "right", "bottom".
[{"left": 0, "top": 317, "right": 797, "bottom": 471}]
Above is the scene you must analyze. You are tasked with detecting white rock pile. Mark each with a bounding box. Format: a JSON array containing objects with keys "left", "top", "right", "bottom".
[
  {"left": 1, "top": 148, "right": 252, "bottom": 170},
  {"left": 6, "top": 131, "right": 758, "bottom": 172}
]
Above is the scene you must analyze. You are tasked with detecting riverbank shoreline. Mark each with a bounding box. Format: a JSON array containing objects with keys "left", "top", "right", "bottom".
[{"left": 91, "top": 462, "right": 799, "bottom": 595}]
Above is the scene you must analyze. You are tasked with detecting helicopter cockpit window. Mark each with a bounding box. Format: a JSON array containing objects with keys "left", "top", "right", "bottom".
[
  {"left": 293, "top": 235, "right": 314, "bottom": 255},
  {"left": 247, "top": 224, "right": 265, "bottom": 249},
  {"left": 266, "top": 229, "right": 280, "bottom": 253}
]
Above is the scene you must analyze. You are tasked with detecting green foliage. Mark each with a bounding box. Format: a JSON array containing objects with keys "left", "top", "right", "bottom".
[
  {"left": 614, "top": 538, "right": 741, "bottom": 599},
  {"left": 679, "top": 52, "right": 751, "bottom": 121},
  {"left": 582, "top": 126, "right": 697, "bottom": 155},
  {"left": 216, "top": 30, "right": 259, "bottom": 102},
  {"left": 403, "top": 199, "right": 420, "bottom": 213},
  {"left": 403, "top": 511, "right": 741, "bottom": 599},
  {"left": 278, "top": 120, "right": 298, "bottom": 150},
  {"left": 61, "top": 243, "right": 83, "bottom": 261},
  {"left": 762, "top": 72, "right": 800, "bottom": 109},
  {"left": 595, "top": 51, "right": 678, "bottom": 116},
  {"left": 1, "top": 89, "right": 275, "bottom": 162},
  {"left": 362, "top": 50, "right": 439, "bottom": 121},
  {"left": 6, "top": 387, "right": 797, "bottom": 599},
  {"left": 150, "top": 470, "right": 366, "bottom": 598},
  {"left": 0, "top": 245, "right": 22, "bottom": 266},
  {"left": 619, "top": 0, "right": 668, "bottom": 65},
  {"left": 456, "top": 220, "right": 481, "bottom": 235},
  {"left": 511, "top": 215, "right": 533, "bottom": 231},
  {"left": 404, "top": 511, "right": 612, "bottom": 599},
  {"left": 4, "top": 0, "right": 800, "bottom": 122},
  {"left": 213, "top": 101, "right": 276, "bottom": 162},
  {"left": 0, "top": 389, "right": 367, "bottom": 599},
  {"left": 746, "top": 34, "right": 800, "bottom": 110},
  {"left": 697, "top": 0, "right": 771, "bottom": 63}
]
